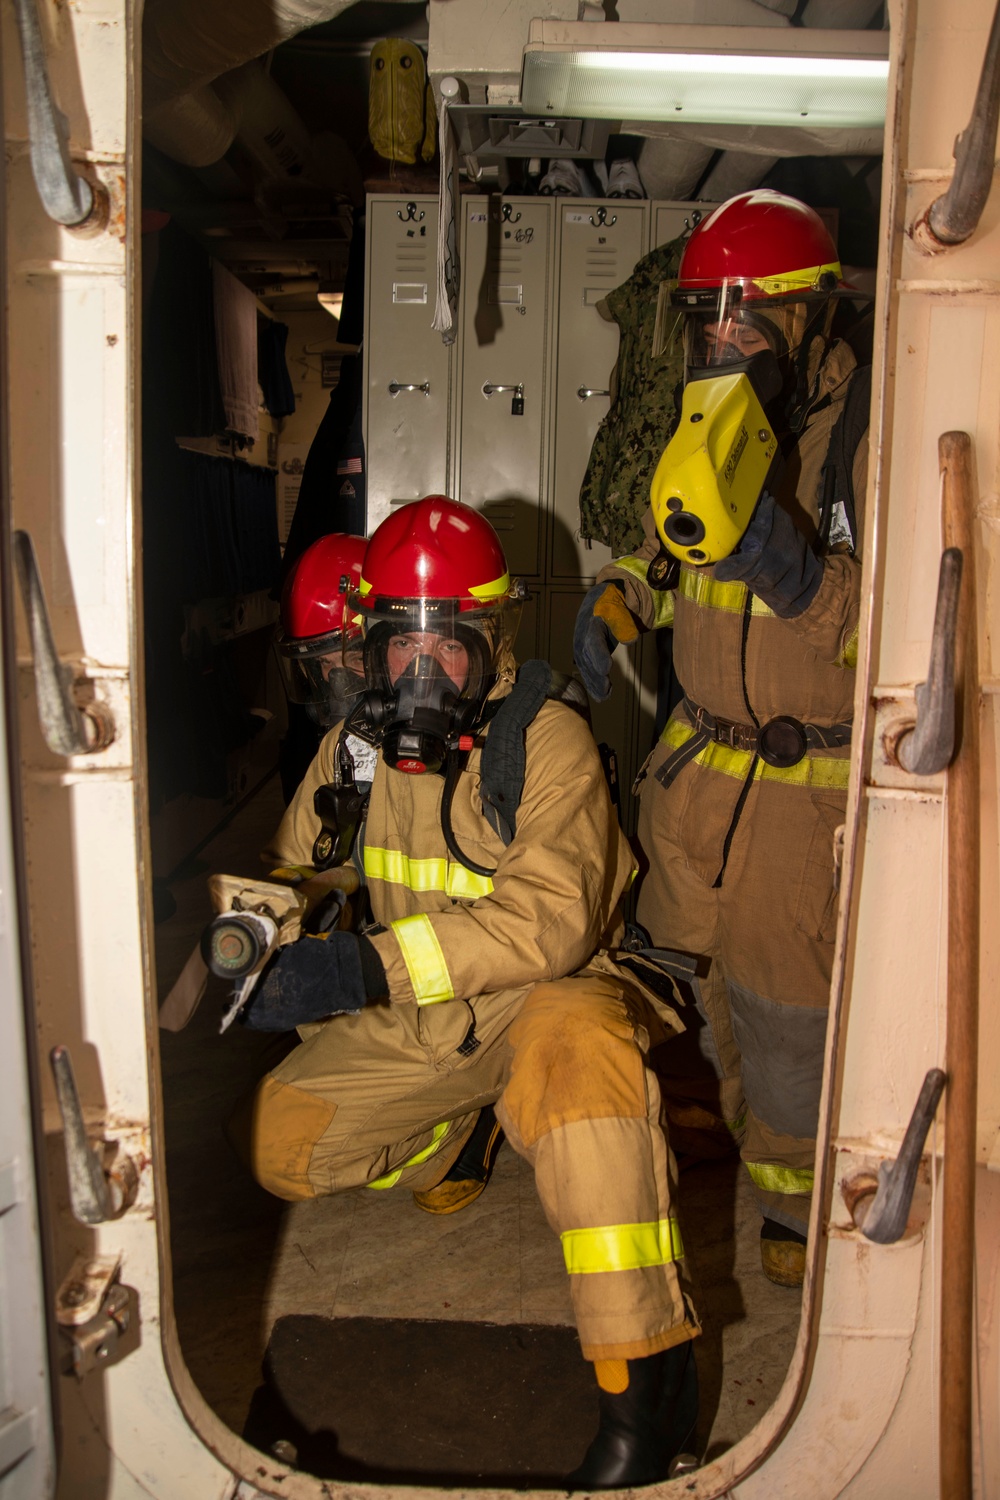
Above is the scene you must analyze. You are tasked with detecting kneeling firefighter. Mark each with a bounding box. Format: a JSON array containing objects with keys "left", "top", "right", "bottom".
[
  {"left": 574, "top": 191, "right": 870, "bottom": 1289},
  {"left": 241, "top": 496, "right": 700, "bottom": 1486},
  {"left": 274, "top": 531, "right": 368, "bottom": 802}
]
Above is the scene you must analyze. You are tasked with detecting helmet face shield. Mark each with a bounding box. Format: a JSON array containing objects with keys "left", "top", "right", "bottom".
[
  {"left": 676, "top": 279, "right": 834, "bottom": 378},
  {"left": 275, "top": 625, "right": 366, "bottom": 728},
  {"left": 357, "top": 595, "right": 520, "bottom": 709}
]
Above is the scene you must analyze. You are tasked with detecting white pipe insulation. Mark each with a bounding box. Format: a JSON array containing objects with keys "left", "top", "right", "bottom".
[{"left": 142, "top": 0, "right": 362, "bottom": 112}]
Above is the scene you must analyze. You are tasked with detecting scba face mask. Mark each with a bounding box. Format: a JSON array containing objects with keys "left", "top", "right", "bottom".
[
  {"left": 348, "top": 605, "right": 515, "bottom": 775},
  {"left": 275, "top": 628, "right": 366, "bottom": 729}
]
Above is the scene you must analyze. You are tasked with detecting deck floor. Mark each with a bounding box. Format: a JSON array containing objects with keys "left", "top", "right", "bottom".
[{"left": 154, "top": 773, "right": 801, "bottom": 1473}]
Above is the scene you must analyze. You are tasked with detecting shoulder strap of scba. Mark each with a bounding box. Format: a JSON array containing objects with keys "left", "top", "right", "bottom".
[
  {"left": 818, "top": 363, "right": 872, "bottom": 554},
  {"left": 479, "top": 661, "right": 591, "bottom": 847}
]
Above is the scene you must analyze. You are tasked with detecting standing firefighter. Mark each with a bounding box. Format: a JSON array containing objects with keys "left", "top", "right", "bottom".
[
  {"left": 574, "top": 191, "right": 869, "bottom": 1288},
  {"left": 242, "top": 497, "right": 700, "bottom": 1487}
]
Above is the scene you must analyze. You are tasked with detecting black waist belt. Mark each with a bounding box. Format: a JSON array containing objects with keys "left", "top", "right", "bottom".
[{"left": 683, "top": 697, "right": 852, "bottom": 769}]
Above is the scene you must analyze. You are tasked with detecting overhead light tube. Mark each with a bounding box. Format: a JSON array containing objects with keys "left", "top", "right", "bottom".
[{"left": 521, "top": 23, "right": 890, "bottom": 130}]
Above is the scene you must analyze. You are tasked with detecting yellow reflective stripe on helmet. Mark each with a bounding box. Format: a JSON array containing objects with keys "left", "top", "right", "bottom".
[
  {"left": 661, "top": 717, "right": 851, "bottom": 790},
  {"left": 391, "top": 914, "right": 455, "bottom": 1004},
  {"left": 367, "top": 1120, "right": 450, "bottom": 1190},
  {"left": 677, "top": 567, "right": 773, "bottom": 618},
  {"left": 749, "top": 260, "right": 841, "bottom": 297},
  {"left": 746, "top": 1162, "right": 815, "bottom": 1196},
  {"left": 840, "top": 625, "right": 859, "bottom": 670},
  {"left": 365, "top": 845, "right": 493, "bottom": 900},
  {"left": 610, "top": 557, "right": 675, "bottom": 628},
  {"left": 561, "top": 1217, "right": 685, "bottom": 1275},
  {"left": 468, "top": 572, "right": 511, "bottom": 600}
]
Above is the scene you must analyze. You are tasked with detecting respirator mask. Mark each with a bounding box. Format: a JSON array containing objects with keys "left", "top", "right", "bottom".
[
  {"left": 347, "top": 603, "right": 511, "bottom": 776},
  {"left": 275, "top": 627, "right": 366, "bottom": 729}
]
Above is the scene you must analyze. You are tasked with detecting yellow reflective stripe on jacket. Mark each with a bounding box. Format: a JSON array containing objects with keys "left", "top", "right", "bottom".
[
  {"left": 840, "top": 625, "right": 859, "bottom": 670},
  {"left": 661, "top": 718, "right": 851, "bottom": 790},
  {"left": 367, "top": 1120, "right": 450, "bottom": 1190},
  {"left": 612, "top": 556, "right": 675, "bottom": 628},
  {"left": 365, "top": 845, "right": 494, "bottom": 900},
  {"left": 677, "top": 567, "right": 773, "bottom": 618},
  {"left": 391, "top": 914, "right": 455, "bottom": 1004},
  {"left": 561, "top": 1217, "right": 685, "bottom": 1275},
  {"left": 746, "top": 1162, "right": 815, "bottom": 1196}
]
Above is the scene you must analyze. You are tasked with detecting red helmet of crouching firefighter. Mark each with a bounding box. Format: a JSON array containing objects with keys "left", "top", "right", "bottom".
[
  {"left": 348, "top": 496, "right": 522, "bottom": 775},
  {"left": 275, "top": 533, "right": 367, "bottom": 728}
]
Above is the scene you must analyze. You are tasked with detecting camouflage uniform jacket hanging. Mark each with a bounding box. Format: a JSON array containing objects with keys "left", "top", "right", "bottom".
[
  {"left": 578, "top": 236, "right": 686, "bottom": 558},
  {"left": 368, "top": 39, "right": 436, "bottom": 167}
]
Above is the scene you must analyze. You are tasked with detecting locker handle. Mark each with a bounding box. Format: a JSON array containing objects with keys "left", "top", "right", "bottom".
[
  {"left": 387, "top": 381, "right": 430, "bottom": 396},
  {"left": 577, "top": 387, "right": 610, "bottom": 401},
  {"left": 482, "top": 383, "right": 523, "bottom": 398}
]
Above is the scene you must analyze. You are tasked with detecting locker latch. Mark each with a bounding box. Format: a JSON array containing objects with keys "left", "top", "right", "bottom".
[{"left": 482, "top": 382, "right": 524, "bottom": 415}]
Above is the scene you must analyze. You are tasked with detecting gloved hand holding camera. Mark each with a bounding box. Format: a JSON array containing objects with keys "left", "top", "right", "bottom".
[{"left": 714, "top": 490, "right": 822, "bottom": 619}]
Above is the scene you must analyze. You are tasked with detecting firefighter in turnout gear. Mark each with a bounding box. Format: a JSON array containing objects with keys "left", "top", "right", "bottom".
[
  {"left": 243, "top": 497, "right": 700, "bottom": 1486},
  {"left": 574, "top": 192, "right": 869, "bottom": 1289}
]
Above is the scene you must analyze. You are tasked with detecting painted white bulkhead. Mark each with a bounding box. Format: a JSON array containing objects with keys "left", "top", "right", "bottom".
[{"left": 1, "top": 0, "right": 998, "bottom": 1496}]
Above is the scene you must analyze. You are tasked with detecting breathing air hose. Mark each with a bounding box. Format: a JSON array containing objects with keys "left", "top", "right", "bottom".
[{"left": 440, "top": 748, "right": 497, "bottom": 880}]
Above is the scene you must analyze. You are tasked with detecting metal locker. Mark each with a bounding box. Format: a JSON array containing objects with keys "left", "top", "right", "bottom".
[
  {"left": 650, "top": 199, "right": 716, "bottom": 251},
  {"left": 364, "top": 196, "right": 452, "bottom": 534},
  {"left": 455, "top": 197, "right": 554, "bottom": 579},
  {"left": 550, "top": 200, "right": 649, "bottom": 582}
]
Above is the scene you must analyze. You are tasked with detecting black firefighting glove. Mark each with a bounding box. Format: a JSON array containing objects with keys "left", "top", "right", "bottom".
[
  {"left": 573, "top": 582, "right": 640, "bottom": 701},
  {"left": 241, "top": 931, "right": 387, "bottom": 1032},
  {"left": 714, "top": 490, "right": 823, "bottom": 619}
]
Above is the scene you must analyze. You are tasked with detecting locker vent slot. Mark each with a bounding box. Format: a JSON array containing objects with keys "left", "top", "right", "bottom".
[{"left": 482, "top": 500, "right": 516, "bottom": 531}]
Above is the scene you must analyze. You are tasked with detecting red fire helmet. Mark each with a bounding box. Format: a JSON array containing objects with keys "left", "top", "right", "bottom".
[
  {"left": 355, "top": 496, "right": 511, "bottom": 611},
  {"left": 280, "top": 533, "right": 366, "bottom": 645},
  {"left": 675, "top": 190, "right": 843, "bottom": 303}
]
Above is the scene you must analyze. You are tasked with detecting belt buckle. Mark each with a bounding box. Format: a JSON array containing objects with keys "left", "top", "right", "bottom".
[{"left": 756, "top": 716, "right": 808, "bottom": 769}]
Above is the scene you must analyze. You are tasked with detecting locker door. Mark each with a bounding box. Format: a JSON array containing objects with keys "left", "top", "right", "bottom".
[
  {"left": 651, "top": 200, "right": 717, "bottom": 251},
  {"left": 455, "top": 198, "right": 554, "bottom": 579},
  {"left": 550, "top": 201, "right": 648, "bottom": 582},
  {"left": 364, "top": 196, "right": 452, "bottom": 534}
]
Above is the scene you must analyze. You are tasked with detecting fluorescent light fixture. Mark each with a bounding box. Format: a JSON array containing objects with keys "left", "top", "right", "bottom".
[{"left": 521, "top": 23, "right": 889, "bottom": 130}]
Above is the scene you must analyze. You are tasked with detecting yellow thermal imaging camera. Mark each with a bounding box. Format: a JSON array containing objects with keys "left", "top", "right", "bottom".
[{"left": 651, "top": 363, "right": 783, "bottom": 567}]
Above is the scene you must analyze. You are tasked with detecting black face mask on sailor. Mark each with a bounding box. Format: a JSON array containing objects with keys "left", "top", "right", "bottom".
[{"left": 347, "top": 622, "right": 496, "bottom": 775}]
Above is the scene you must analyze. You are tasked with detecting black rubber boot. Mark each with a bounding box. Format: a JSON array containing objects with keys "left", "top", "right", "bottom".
[
  {"left": 566, "top": 1340, "right": 699, "bottom": 1490},
  {"left": 412, "top": 1107, "right": 505, "bottom": 1215}
]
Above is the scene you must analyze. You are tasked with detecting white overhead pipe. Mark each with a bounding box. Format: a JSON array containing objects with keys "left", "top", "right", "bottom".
[{"left": 142, "top": 0, "right": 362, "bottom": 112}]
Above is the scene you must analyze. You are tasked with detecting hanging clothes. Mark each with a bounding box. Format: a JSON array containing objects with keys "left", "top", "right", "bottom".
[
  {"left": 578, "top": 236, "right": 687, "bottom": 558},
  {"left": 143, "top": 221, "right": 226, "bottom": 440},
  {"left": 258, "top": 320, "right": 296, "bottom": 419},
  {"left": 213, "top": 260, "right": 259, "bottom": 443}
]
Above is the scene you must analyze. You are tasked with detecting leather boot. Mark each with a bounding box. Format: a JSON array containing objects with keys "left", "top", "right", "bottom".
[
  {"left": 412, "top": 1107, "right": 504, "bottom": 1215},
  {"left": 760, "top": 1218, "right": 807, "bottom": 1288},
  {"left": 566, "top": 1340, "right": 699, "bottom": 1490}
]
